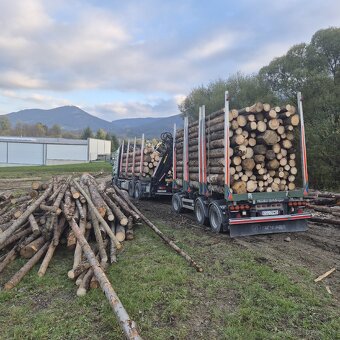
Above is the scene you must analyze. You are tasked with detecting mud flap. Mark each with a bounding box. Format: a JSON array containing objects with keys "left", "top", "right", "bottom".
[{"left": 229, "top": 218, "right": 308, "bottom": 238}]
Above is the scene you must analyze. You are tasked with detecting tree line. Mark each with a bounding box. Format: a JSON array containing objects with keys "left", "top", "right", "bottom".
[
  {"left": 179, "top": 27, "right": 340, "bottom": 190},
  {"left": 0, "top": 119, "right": 119, "bottom": 152}
]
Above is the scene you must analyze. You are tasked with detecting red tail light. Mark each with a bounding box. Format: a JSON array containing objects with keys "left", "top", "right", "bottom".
[
  {"left": 240, "top": 205, "right": 245, "bottom": 210},
  {"left": 245, "top": 205, "right": 250, "bottom": 210},
  {"left": 297, "top": 208, "right": 304, "bottom": 213},
  {"left": 230, "top": 206, "right": 235, "bottom": 211},
  {"left": 293, "top": 202, "right": 298, "bottom": 206},
  {"left": 234, "top": 205, "right": 240, "bottom": 211},
  {"left": 288, "top": 202, "right": 293, "bottom": 206}
]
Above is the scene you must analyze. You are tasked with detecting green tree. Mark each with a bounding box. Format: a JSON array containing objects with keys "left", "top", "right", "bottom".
[
  {"left": 0, "top": 117, "right": 11, "bottom": 135},
  {"left": 95, "top": 128, "right": 107, "bottom": 140},
  {"left": 81, "top": 126, "right": 93, "bottom": 139},
  {"left": 35, "top": 123, "right": 48, "bottom": 137},
  {"left": 106, "top": 132, "right": 119, "bottom": 151},
  {"left": 309, "top": 27, "right": 340, "bottom": 79},
  {"left": 179, "top": 73, "right": 277, "bottom": 121},
  {"left": 49, "top": 124, "right": 62, "bottom": 137}
]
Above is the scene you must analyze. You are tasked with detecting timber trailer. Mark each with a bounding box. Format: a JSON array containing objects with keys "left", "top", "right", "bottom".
[
  {"left": 172, "top": 91, "right": 311, "bottom": 237},
  {"left": 112, "top": 132, "right": 173, "bottom": 199}
]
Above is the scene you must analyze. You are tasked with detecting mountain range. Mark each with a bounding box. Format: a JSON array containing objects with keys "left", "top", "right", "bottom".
[{"left": 3, "top": 106, "right": 183, "bottom": 138}]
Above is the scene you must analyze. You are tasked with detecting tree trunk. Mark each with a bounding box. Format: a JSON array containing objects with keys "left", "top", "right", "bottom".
[
  {"left": 4, "top": 242, "right": 49, "bottom": 290},
  {"left": 68, "top": 218, "right": 142, "bottom": 340}
]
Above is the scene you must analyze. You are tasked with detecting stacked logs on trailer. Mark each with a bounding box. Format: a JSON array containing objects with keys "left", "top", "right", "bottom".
[
  {"left": 121, "top": 140, "right": 161, "bottom": 178},
  {"left": 305, "top": 190, "right": 340, "bottom": 226},
  {"left": 0, "top": 173, "right": 202, "bottom": 338},
  {"left": 175, "top": 102, "right": 300, "bottom": 194}
]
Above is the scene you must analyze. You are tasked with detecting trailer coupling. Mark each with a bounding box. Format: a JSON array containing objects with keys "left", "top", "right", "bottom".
[{"left": 229, "top": 213, "right": 311, "bottom": 237}]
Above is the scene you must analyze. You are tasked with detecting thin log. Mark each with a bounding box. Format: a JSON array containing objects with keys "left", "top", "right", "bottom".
[
  {"left": 38, "top": 218, "right": 66, "bottom": 277},
  {"left": 72, "top": 179, "right": 121, "bottom": 249},
  {"left": 68, "top": 218, "right": 141, "bottom": 340},
  {"left": 4, "top": 242, "right": 49, "bottom": 290},
  {"left": 0, "top": 248, "right": 17, "bottom": 273},
  {"left": 113, "top": 185, "right": 203, "bottom": 272},
  {"left": 314, "top": 268, "right": 336, "bottom": 282},
  {"left": 77, "top": 268, "right": 94, "bottom": 296},
  {"left": 0, "top": 184, "right": 53, "bottom": 248}
]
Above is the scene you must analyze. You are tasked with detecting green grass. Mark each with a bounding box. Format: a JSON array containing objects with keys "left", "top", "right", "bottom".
[
  {"left": 0, "top": 221, "right": 338, "bottom": 340},
  {"left": 0, "top": 162, "right": 112, "bottom": 179}
]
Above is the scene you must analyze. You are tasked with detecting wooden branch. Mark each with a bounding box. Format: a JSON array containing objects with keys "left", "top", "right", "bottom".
[
  {"left": 113, "top": 185, "right": 203, "bottom": 272},
  {"left": 314, "top": 268, "right": 336, "bottom": 282},
  {"left": 68, "top": 218, "right": 141, "bottom": 339}
]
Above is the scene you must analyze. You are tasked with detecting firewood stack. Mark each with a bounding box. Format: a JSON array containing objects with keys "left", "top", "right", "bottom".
[
  {"left": 0, "top": 174, "right": 140, "bottom": 294},
  {"left": 305, "top": 191, "right": 340, "bottom": 225},
  {"left": 0, "top": 173, "right": 201, "bottom": 338},
  {"left": 121, "top": 140, "right": 161, "bottom": 178},
  {"left": 175, "top": 102, "right": 300, "bottom": 194}
]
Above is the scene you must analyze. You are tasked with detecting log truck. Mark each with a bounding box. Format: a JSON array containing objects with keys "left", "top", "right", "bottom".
[{"left": 171, "top": 91, "right": 311, "bottom": 237}]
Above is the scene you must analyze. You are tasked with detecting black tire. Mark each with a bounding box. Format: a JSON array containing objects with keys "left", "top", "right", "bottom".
[
  {"left": 128, "top": 181, "right": 135, "bottom": 198},
  {"left": 134, "top": 182, "right": 142, "bottom": 200},
  {"left": 209, "top": 202, "right": 223, "bottom": 233},
  {"left": 194, "top": 198, "right": 208, "bottom": 225},
  {"left": 172, "top": 193, "right": 183, "bottom": 213}
]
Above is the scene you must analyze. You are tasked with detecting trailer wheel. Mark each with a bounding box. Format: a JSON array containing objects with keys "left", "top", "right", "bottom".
[
  {"left": 172, "top": 193, "right": 183, "bottom": 213},
  {"left": 209, "top": 202, "right": 223, "bottom": 233},
  {"left": 134, "top": 182, "right": 142, "bottom": 200},
  {"left": 128, "top": 181, "right": 135, "bottom": 198},
  {"left": 194, "top": 198, "right": 208, "bottom": 225}
]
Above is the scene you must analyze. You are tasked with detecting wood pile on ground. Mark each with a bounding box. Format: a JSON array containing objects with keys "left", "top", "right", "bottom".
[
  {"left": 121, "top": 140, "right": 162, "bottom": 178},
  {"left": 0, "top": 174, "right": 202, "bottom": 339},
  {"left": 305, "top": 190, "right": 340, "bottom": 226},
  {"left": 175, "top": 102, "right": 300, "bottom": 194}
]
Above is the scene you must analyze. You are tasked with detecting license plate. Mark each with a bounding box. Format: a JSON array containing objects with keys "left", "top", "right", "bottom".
[{"left": 261, "top": 210, "right": 279, "bottom": 216}]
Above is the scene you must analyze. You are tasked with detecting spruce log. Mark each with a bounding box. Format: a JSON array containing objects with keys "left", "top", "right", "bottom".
[
  {"left": 77, "top": 268, "right": 94, "bottom": 296},
  {"left": 68, "top": 218, "right": 141, "bottom": 339},
  {"left": 112, "top": 185, "right": 203, "bottom": 272},
  {"left": 72, "top": 180, "right": 121, "bottom": 249},
  {"left": 20, "top": 235, "right": 45, "bottom": 259},
  {"left": 258, "top": 130, "right": 279, "bottom": 145},
  {"left": 115, "top": 224, "right": 126, "bottom": 242},
  {"left": 101, "top": 191, "right": 128, "bottom": 226},
  {"left": 0, "top": 184, "right": 52, "bottom": 248},
  {"left": 4, "top": 242, "right": 49, "bottom": 290},
  {"left": 38, "top": 217, "right": 66, "bottom": 277},
  {"left": 90, "top": 207, "right": 108, "bottom": 265}
]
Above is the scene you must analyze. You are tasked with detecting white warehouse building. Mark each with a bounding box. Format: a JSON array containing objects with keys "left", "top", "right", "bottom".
[{"left": 0, "top": 137, "right": 111, "bottom": 166}]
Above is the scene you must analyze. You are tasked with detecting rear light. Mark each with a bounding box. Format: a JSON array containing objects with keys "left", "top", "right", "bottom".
[
  {"left": 293, "top": 202, "right": 298, "bottom": 206},
  {"left": 245, "top": 205, "right": 250, "bottom": 210},
  {"left": 240, "top": 205, "right": 245, "bottom": 210},
  {"left": 230, "top": 206, "right": 235, "bottom": 211},
  {"left": 297, "top": 208, "right": 304, "bottom": 213},
  {"left": 288, "top": 202, "right": 293, "bottom": 206},
  {"left": 234, "top": 205, "right": 240, "bottom": 211}
]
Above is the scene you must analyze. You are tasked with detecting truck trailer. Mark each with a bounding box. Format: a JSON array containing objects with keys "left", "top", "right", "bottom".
[
  {"left": 112, "top": 132, "right": 173, "bottom": 199},
  {"left": 172, "top": 91, "right": 311, "bottom": 237}
]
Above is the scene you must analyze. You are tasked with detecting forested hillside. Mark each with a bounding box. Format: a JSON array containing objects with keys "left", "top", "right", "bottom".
[{"left": 179, "top": 27, "right": 340, "bottom": 190}]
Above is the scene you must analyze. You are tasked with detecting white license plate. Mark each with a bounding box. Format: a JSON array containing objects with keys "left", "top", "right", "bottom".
[{"left": 261, "top": 210, "right": 279, "bottom": 216}]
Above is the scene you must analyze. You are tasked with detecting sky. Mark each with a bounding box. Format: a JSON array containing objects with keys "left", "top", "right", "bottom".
[{"left": 0, "top": 0, "right": 339, "bottom": 122}]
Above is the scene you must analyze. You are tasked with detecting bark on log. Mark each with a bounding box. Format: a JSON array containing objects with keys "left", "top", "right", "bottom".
[
  {"left": 20, "top": 235, "right": 46, "bottom": 259},
  {"left": 113, "top": 185, "right": 203, "bottom": 273},
  {"left": 0, "top": 184, "right": 53, "bottom": 248},
  {"left": 68, "top": 218, "right": 142, "bottom": 339},
  {"left": 4, "top": 242, "right": 49, "bottom": 290},
  {"left": 72, "top": 179, "right": 121, "bottom": 249},
  {"left": 38, "top": 217, "right": 66, "bottom": 277}
]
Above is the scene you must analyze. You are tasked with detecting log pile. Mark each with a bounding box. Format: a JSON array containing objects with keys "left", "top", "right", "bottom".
[
  {"left": 306, "top": 190, "right": 340, "bottom": 226},
  {"left": 0, "top": 173, "right": 201, "bottom": 338},
  {"left": 121, "top": 140, "right": 161, "bottom": 178},
  {"left": 175, "top": 103, "right": 300, "bottom": 194}
]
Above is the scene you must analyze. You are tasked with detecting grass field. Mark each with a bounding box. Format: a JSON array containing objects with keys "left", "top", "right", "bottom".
[
  {"left": 0, "top": 166, "right": 339, "bottom": 339},
  {"left": 1, "top": 222, "right": 338, "bottom": 340},
  {"left": 0, "top": 162, "right": 112, "bottom": 180}
]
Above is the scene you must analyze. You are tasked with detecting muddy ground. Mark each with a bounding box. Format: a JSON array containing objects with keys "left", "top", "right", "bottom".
[{"left": 137, "top": 197, "right": 340, "bottom": 301}]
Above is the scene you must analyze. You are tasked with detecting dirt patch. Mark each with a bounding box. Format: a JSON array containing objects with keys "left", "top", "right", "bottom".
[{"left": 137, "top": 198, "right": 340, "bottom": 304}]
